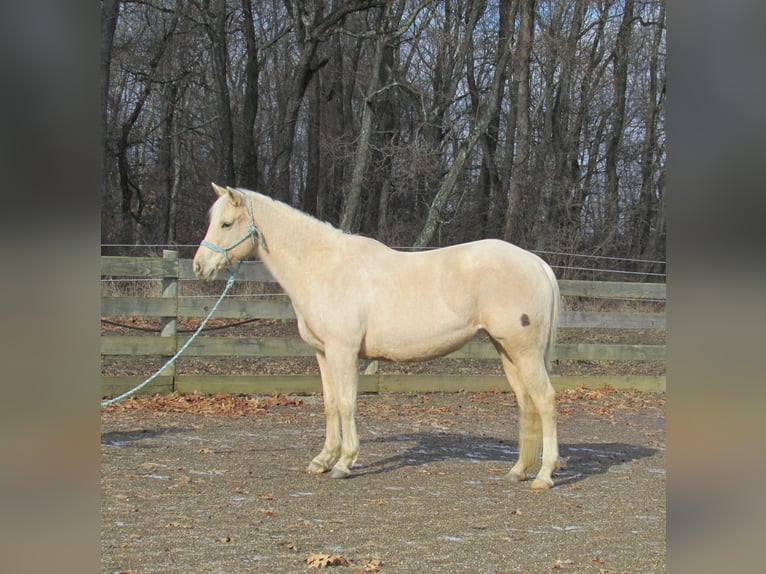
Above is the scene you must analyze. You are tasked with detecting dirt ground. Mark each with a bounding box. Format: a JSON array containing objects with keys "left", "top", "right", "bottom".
[{"left": 101, "top": 388, "right": 665, "bottom": 573}]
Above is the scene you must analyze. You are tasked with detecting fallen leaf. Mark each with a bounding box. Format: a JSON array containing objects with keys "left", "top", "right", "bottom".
[
  {"left": 306, "top": 553, "right": 349, "bottom": 569},
  {"left": 351, "top": 558, "right": 384, "bottom": 572},
  {"left": 553, "top": 559, "right": 573, "bottom": 569},
  {"left": 101, "top": 391, "right": 303, "bottom": 416}
]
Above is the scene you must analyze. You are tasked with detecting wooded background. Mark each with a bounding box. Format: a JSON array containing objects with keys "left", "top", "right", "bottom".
[{"left": 100, "top": 0, "right": 665, "bottom": 278}]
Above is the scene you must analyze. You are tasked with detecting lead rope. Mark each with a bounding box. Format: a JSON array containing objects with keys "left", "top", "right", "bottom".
[{"left": 101, "top": 267, "right": 239, "bottom": 408}]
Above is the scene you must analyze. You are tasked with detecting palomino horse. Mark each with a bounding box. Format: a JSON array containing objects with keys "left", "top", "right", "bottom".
[{"left": 194, "top": 184, "right": 562, "bottom": 488}]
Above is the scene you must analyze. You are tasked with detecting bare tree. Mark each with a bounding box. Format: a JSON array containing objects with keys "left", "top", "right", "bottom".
[
  {"left": 113, "top": 4, "right": 180, "bottom": 244},
  {"left": 270, "top": 0, "right": 382, "bottom": 204},
  {"left": 100, "top": 0, "right": 120, "bottom": 236},
  {"left": 238, "top": 0, "right": 261, "bottom": 190},
  {"left": 603, "top": 0, "right": 634, "bottom": 247},
  {"left": 201, "top": 0, "right": 235, "bottom": 185},
  {"left": 340, "top": 0, "right": 434, "bottom": 233},
  {"left": 503, "top": 0, "right": 535, "bottom": 246},
  {"left": 414, "top": 0, "right": 513, "bottom": 247},
  {"left": 101, "top": 0, "right": 666, "bottom": 278},
  {"left": 469, "top": 0, "right": 516, "bottom": 239},
  {"left": 631, "top": 0, "right": 666, "bottom": 272}
]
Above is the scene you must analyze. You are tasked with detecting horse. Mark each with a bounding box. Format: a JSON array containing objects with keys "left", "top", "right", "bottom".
[{"left": 193, "top": 183, "right": 562, "bottom": 488}]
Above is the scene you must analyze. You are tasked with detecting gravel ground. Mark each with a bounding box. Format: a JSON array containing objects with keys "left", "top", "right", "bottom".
[{"left": 101, "top": 389, "right": 665, "bottom": 573}]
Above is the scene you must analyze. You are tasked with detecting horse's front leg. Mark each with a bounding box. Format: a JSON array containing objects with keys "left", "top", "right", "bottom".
[
  {"left": 323, "top": 346, "right": 359, "bottom": 479},
  {"left": 306, "top": 351, "right": 341, "bottom": 474}
]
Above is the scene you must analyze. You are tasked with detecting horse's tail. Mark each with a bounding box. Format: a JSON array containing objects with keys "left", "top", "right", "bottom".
[{"left": 541, "top": 260, "right": 560, "bottom": 373}]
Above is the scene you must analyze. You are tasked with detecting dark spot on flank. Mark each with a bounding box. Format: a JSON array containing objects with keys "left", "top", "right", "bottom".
[{"left": 520, "top": 313, "right": 531, "bottom": 327}]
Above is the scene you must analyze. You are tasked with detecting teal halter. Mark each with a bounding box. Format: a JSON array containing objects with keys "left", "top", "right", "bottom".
[{"left": 200, "top": 197, "right": 268, "bottom": 267}]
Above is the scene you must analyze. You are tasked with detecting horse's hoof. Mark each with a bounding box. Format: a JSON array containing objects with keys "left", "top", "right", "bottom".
[
  {"left": 306, "top": 462, "right": 328, "bottom": 474},
  {"left": 329, "top": 467, "right": 350, "bottom": 479},
  {"left": 505, "top": 471, "right": 525, "bottom": 483},
  {"left": 529, "top": 477, "right": 553, "bottom": 490}
]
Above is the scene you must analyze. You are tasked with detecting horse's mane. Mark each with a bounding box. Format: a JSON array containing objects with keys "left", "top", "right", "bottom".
[{"left": 244, "top": 189, "right": 342, "bottom": 237}]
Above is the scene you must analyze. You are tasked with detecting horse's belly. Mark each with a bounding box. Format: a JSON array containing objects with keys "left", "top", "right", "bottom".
[{"left": 362, "top": 325, "right": 477, "bottom": 362}]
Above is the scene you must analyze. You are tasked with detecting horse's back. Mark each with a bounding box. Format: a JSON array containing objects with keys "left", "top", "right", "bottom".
[
  {"left": 354, "top": 238, "right": 555, "bottom": 361},
  {"left": 415, "top": 239, "right": 552, "bottom": 296}
]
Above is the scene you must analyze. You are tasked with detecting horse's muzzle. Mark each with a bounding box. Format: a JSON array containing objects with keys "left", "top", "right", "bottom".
[{"left": 192, "top": 257, "right": 217, "bottom": 281}]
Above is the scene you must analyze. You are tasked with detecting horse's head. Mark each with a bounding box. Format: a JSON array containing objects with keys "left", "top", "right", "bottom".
[{"left": 193, "top": 183, "right": 262, "bottom": 281}]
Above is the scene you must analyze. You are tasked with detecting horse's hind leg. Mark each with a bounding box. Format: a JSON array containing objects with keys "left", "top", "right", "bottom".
[
  {"left": 509, "top": 393, "right": 543, "bottom": 483},
  {"left": 527, "top": 369, "right": 559, "bottom": 489},
  {"left": 496, "top": 348, "right": 560, "bottom": 489},
  {"left": 496, "top": 351, "right": 541, "bottom": 482},
  {"left": 307, "top": 351, "right": 341, "bottom": 474}
]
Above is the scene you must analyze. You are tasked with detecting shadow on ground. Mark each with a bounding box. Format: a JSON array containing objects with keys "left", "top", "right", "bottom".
[
  {"left": 101, "top": 427, "right": 193, "bottom": 447},
  {"left": 356, "top": 431, "right": 656, "bottom": 485}
]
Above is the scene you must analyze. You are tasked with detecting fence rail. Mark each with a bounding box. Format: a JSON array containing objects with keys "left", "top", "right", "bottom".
[{"left": 101, "top": 253, "right": 666, "bottom": 396}]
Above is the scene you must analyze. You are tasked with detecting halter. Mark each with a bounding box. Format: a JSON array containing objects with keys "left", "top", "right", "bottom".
[{"left": 200, "top": 197, "right": 269, "bottom": 267}]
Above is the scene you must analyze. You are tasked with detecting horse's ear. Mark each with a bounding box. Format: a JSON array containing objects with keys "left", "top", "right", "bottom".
[
  {"left": 211, "top": 182, "right": 227, "bottom": 197},
  {"left": 225, "top": 186, "right": 244, "bottom": 207}
]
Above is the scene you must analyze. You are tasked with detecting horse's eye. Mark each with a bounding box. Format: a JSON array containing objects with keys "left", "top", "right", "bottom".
[{"left": 221, "top": 222, "right": 233, "bottom": 229}]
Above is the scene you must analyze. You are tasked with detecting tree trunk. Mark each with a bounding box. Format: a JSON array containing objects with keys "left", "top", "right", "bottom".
[
  {"left": 603, "top": 0, "right": 634, "bottom": 246},
  {"left": 565, "top": 0, "right": 610, "bottom": 245},
  {"left": 339, "top": 4, "right": 391, "bottom": 233},
  {"left": 503, "top": 0, "right": 535, "bottom": 246},
  {"left": 633, "top": 1, "right": 665, "bottom": 267},
  {"left": 239, "top": 0, "right": 261, "bottom": 190},
  {"left": 413, "top": 0, "right": 513, "bottom": 248},
  {"left": 547, "top": 0, "right": 586, "bottom": 240},
  {"left": 304, "top": 47, "right": 321, "bottom": 216},
  {"left": 100, "top": 0, "right": 120, "bottom": 240},
  {"left": 470, "top": 0, "right": 514, "bottom": 239},
  {"left": 365, "top": 40, "right": 398, "bottom": 239},
  {"left": 159, "top": 83, "right": 179, "bottom": 245},
  {"left": 317, "top": 31, "right": 348, "bottom": 225},
  {"left": 205, "top": 0, "right": 235, "bottom": 186},
  {"left": 115, "top": 6, "right": 179, "bottom": 244},
  {"left": 116, "top": 74, "right": 153, "bottom": 243},
  {"left": 271, "top": 0, "right": 379, "bottom": 205},
  {"left": 167, "top": 118, "right": 182, "bottom": 246},
  {"left": 271, "top": 45, "right": 319, "bottom": 203}
]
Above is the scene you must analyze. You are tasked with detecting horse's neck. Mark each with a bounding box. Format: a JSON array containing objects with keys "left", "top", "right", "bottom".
[{"left": 251, "top": 193, "right": 337, "bottom": 297}]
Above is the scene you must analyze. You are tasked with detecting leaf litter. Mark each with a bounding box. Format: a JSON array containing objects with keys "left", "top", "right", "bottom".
[{"left": 101, "top": 391, "right": 303, "bottom": 416}]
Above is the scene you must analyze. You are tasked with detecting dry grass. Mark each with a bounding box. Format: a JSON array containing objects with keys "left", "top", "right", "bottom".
[
  {"left": 561, "top": 295, "right": 665, "bottom": 314},
  {"left": 101, "top": 277, "right": 287, "bottom": 299}
]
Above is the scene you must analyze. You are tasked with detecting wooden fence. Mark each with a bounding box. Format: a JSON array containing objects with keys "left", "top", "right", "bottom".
[{"left": 101, "top": 252, "right": 666, "bottom": 397}]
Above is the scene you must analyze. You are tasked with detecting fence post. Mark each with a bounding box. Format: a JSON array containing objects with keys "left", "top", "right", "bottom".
[{"left": 160, "top": 250, "right": 179, "bottom": 391}]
